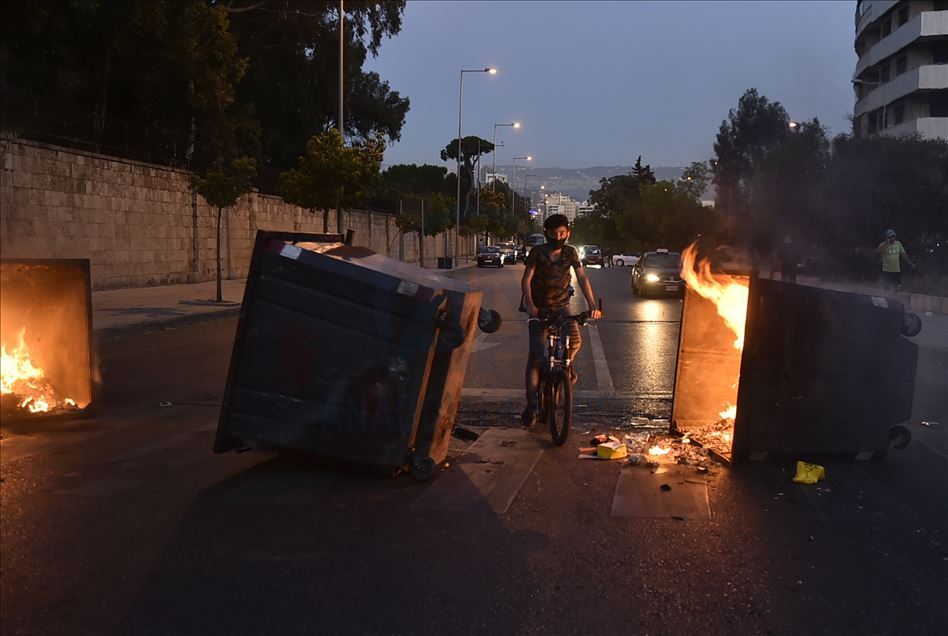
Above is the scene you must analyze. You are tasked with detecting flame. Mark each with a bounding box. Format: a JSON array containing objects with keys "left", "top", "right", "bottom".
[
  {"left": 680, "top": 243, "right": 749, "bottom": 350},
  {"left": 1, "top": 327, "right": 76, "bottom": 414},
  {"left": 648, "top": 445, "right": 672, "bottom": 456},
  {"left": 720, "top": 404, "right": 737, "bottom": 421}
]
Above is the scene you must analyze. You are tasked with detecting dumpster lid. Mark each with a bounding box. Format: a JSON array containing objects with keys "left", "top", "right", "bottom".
[{"left": 269, "top": 239, "right": 480, "bottom": 295}]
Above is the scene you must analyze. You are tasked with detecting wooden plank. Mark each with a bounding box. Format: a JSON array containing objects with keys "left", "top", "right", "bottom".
[{"left": 410, "top": 428, "right": 543, "bottom": 513}]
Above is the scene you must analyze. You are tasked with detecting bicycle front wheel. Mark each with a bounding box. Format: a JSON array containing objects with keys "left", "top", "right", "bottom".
[{"left": 547, "top": 369, "right": 573, "bottom": 446}]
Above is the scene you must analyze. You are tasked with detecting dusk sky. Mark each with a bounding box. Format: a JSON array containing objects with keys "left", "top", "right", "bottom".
[{"left": 365, "top": 0, "right": 858, "bottom": 170}]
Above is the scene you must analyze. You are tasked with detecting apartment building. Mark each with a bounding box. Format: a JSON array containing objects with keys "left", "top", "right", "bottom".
[
  {"left": 852, "top": 0, "right": 948, "bottom": 139},
  {"left": 541, "top": 192, "right": 578, "bottom": 223},
  {"left": 577, "top": 200, "right": 597, "bottom": 216}
]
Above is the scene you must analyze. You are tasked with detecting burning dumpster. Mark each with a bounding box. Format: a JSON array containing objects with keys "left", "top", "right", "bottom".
[
  {"left": 672, "top": 245, "right": 919, "bottom": 464},
  {"left": 1, "top": 259, "right": 95, "bottom": 421},
  {"left": 214, "top": 231, "right": 496, "bottom": 479}
]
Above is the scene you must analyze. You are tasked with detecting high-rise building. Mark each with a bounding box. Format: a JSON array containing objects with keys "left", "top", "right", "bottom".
[{"left": 852, "top": 0, "right": 948, "bottom": 139}]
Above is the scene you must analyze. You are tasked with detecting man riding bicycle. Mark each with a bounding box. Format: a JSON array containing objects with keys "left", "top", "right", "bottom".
[{"left": 521, "top": 214, "right": 602, "bottom": 427}]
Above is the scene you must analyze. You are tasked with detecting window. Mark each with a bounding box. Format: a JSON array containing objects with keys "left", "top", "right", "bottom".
[
  {"left": 881, "top": 18, "right": 891, "bottom": 37},
  {"left": 893, "top": 103, "right": 905, "bottom": 126},
  {"left": 897, "top": 5, "right": 909, "bottom": 26},
  {"left": 932, "top": 94, "right": 948, "bottom": 118},
  {"left": 896, "top": 54, "right": 907, "bottom": 75},
  {"left": 880, "top": 65, "right": 890, "bottom": 83},
  {"left": 934, "top": 43, "right": 948, "bottom": 65}
]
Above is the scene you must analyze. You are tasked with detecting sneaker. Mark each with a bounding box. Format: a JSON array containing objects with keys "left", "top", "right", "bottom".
[{"left": 521, "top": 405, "right": 537, "bottom": 428}]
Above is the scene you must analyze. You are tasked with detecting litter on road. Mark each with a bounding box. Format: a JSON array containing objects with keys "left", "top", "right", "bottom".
[{"left": 792, "top": 461, "right": 827, "bottom": 485}]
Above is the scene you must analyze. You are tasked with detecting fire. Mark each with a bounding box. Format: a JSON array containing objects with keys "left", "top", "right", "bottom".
[
  {"left": 1, "top": 327, "right": 76, "bottom": 414},
  {"left": 680, "top": 243, "right": 749, "bottom": 350},
  {"left": 648, "top": 445, "right": 672, "bottom": 456},
  {"left": 720, "top": 404, "right": 737, "bottom": 421}
]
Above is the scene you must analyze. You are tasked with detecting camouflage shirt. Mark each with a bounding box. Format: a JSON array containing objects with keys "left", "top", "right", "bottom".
[{"left": 525, "top": 243, "right": 582, "bottom": 308}]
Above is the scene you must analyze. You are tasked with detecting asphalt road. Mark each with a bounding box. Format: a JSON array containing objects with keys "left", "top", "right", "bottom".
[{"left": 2, "top": 265, "right": 947, "bottom": 635}]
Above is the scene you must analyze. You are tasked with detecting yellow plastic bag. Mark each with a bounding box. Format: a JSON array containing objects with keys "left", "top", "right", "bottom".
[{"left": 792, "top": 461, "right": 826, "bottom": 484}]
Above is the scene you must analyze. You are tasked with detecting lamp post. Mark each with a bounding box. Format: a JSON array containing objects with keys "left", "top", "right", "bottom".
[
  {"left": 510, "top": 155, "right": 531, "bottom": 217},
  {"left": 456, "top": 67, "right": 497, "bottom": 268},
  {"left": 492, "top": 122, "right": 520, "bottom": 191}
]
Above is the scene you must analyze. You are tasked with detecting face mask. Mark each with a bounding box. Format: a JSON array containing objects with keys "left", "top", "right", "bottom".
[{"left": 546, "top": 236, "right": 566, "bottom": 249}]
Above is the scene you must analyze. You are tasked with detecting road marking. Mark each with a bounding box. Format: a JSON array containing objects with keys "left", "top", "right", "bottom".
[
  {"left": 586, "top": 324, "right": 615, "bottom": 394},
  {"left": 470, "top": 332, "right": 502, "bottom": 353},
  {"left": 461, "top": 388, "right": 672, "bottom": 400}
]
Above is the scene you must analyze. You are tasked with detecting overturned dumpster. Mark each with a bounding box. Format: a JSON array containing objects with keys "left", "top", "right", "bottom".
[
  {"left": 672, "top": 245, "right": 919, "bottom": 464},
  {"left": 214, "top": 231, "right": 499, "bottom": 479}
]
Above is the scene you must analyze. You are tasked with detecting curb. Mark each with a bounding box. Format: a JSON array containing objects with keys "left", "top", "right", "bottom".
[{"left": 95, "top": 306, "right": 241, "bottom": 340}]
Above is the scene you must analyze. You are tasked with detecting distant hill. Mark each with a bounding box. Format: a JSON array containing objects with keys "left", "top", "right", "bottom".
[{"left": 493, "top": 165, "right": 712, "bottom": 201}]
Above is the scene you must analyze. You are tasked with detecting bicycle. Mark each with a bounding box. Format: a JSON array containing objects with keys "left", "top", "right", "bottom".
[{"left": 526, "top": 304, "right": 600, "bottom": 446}]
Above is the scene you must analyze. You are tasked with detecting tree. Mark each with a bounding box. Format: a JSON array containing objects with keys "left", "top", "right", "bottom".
[
  {"left": 616, "top": 181, "right": 719, "bottom": 250},
  {"left": 440, "top": 135, "right": 494, "bottom": 221},
  {"left": 381, "top": 163, "right": 450, "bottom": 197},
  {"left": 712, "top": 88, "right": 790, "bottom": 218},
  {"left": 631, "top": 155, "right": 656, "bottom": 186},
  {"left": 191, "top": 156, "right": 257, "bottom": 302},
  {"left": 381, "top": 164, "right": 452, "bottom": 265},
  {"left": 679, "top": 161, "right": 711, "bottom": 202},
  {"left": 816, "top": 134, "right": 948, "bottom": 282},
  {"left": 224, "top": 0, "right": 409, "bottom": 169},
  {"left": 279, "top": 130, "right": 385, "bottom": 232},
  {"left": 1, "top": 1, "right": 407, "bottom": 177}
]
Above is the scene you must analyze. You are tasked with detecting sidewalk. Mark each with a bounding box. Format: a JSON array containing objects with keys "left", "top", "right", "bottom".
[
  {"left": 761, "top": 273, "right": 948, "bottom": 317},
  {"left": 92, "top": 254, "right": 478, "bottom": 337}
]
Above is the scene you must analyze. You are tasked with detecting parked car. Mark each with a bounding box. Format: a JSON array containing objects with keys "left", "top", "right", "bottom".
[
  {"left": 578, "top": 245, "right": 604, "bottom": 267},
  {"left": 611, "top": 251, "right": 640, "bottom": 267},
  {"left": 631, "top": 249, "right": 683, "bottom": 297},
  {"left": 496, "top": 242, "right": 520, "bottom": 263},
  {"left": 476, "top": 245, "right": 504, "bottom": 268}
]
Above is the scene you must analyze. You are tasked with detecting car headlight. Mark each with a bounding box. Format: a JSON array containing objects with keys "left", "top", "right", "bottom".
[{"left": 644, "top": 273, "right": 660, "bottom": 283}]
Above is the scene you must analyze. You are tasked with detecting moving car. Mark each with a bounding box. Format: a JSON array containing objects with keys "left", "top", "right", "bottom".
[
  {"left": 578, "top": 245, "right": 604, "bottom": 267},
  {"left": 631, "top": 249, "right": 683, "bottom": 297},
  {"left": 476, "top": 245, "right": 504, "bottom": 268},
  {"left": 496, "top": 241, "right": 521, "bottom": 263},
  {"left": 524, "top": 233, "right": 546, "bottom": 259},
  {"left": 611, "top": 251, "right": 640, "bottom": 267}
]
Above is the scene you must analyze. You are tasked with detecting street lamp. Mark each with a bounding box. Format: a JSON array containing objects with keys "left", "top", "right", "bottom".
[
  {"left": 511, "top": 155, "right": 531, "bottom": 216},
  {"left": 492, "top": 122, "right": 521, "bottom": 191},
  {"left": 456, "top": 66, "right": 497, "bottom": 268},
  {"left": 788, "top": 121, "right": 800, "bottom": 129}
]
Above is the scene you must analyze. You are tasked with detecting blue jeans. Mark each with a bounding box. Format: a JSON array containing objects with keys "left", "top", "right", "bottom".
[{"left": 525, "top": 307, "right": 581, "bottom": 406}]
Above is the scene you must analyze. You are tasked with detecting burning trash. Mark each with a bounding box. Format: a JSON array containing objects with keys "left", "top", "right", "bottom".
[{"left": 0, "top": 260, "right": 94, "bottom": 421}]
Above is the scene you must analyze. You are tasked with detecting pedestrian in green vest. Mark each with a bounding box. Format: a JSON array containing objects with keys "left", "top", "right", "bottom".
[{"left": 876, "top": 229, "right": 916, "bottom": 293}]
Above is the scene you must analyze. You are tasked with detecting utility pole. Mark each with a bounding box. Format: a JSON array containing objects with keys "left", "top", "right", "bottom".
[
  {"left": 338, "top": 1, "right": 344, "bottom": 138},
  {"left": 337, "top": 1, "right": 346, "bottom": 234}
]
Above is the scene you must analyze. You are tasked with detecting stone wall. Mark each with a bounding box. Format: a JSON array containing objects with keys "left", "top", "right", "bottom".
[{"left": 0, "top": 135, "right": 470, "bottom": 290}]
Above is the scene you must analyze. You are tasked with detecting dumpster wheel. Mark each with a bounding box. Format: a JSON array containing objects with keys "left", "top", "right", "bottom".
[
  {"left": 889, "top": 424, "right": 911, "bottom": 450},
  {"left": 408, "top": 453, "right": 437, "bottom": 480},
  {"left": 902, "top": 312, "right": 922, "bottom": 337},
  {"left": 478, "top": 308, "right": 503, "bottom": 334}
]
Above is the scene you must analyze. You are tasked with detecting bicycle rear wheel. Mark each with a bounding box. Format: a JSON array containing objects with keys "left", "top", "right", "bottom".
[{"left": 547, "top": 369, "right": 573, "bottom": 446}]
